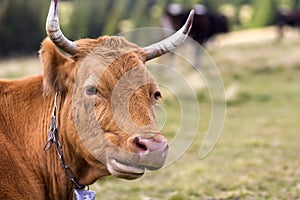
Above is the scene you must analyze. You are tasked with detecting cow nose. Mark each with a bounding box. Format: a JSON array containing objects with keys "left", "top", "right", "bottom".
[{"left": 133, "top": 135, "right": 168, "bottom": 154}]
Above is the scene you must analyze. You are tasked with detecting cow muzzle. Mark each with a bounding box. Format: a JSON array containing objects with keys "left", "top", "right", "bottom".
[{"left": 106, "top": 134, "right": 168, "bottom": 180}]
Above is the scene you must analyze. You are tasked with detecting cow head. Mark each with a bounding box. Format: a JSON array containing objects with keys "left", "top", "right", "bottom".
[{"left": 40, "top": 0, "right": 193, "bottom": 181}]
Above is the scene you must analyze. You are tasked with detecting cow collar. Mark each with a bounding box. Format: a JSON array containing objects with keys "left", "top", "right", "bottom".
[{"left": 43, "top": 92, "right": 86, "bottom": 190}]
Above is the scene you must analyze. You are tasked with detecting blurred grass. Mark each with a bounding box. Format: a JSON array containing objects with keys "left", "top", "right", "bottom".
[
  {"left": 0, "top": 28, "right": 300, "bottom": 199},
  {"left": 0, "top": 56, "right": 41, "bottom": 79}
]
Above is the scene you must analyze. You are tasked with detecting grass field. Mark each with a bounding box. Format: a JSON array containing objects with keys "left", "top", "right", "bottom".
[{"left": 0, "top": 27, "right": 299, "bottom": 199}]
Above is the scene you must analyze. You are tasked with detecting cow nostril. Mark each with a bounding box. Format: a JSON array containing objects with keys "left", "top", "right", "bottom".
[
  {"left": 132, "top": 135, "right": 168, "bottom": 154},
  {"left": 133, "top": 137, "right": 148, "bottom": 152}
]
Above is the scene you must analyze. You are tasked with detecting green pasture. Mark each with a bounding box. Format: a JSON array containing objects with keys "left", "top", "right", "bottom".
[{"left": 0, "top": 29, "right": 299, "bottom": 199}]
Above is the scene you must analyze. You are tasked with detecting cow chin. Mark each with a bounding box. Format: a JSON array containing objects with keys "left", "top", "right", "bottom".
[
  {"left": 105, "top": 146, "right": 168, "bottom": 180},
  {"left": 103, "top": 135, "right": 169, "bottom": 180},
  {"left": 106, "top": 157, "right": 145, "bottom": 180}
]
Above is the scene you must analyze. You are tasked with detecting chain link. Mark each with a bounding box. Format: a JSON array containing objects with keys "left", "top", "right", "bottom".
[{"left": 44, "top": 92, "right": 86, "bottom": 190}]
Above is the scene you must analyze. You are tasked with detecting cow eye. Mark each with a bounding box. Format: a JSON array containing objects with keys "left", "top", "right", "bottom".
[
  {"left": 153, "top": 91, "right": 162, "bottom": 100},
  {"left": 86, "top": 86, "right": 98, "bottom": 96}
]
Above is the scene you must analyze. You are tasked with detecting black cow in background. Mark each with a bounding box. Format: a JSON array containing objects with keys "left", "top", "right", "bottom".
[
  {"left": 276, "top": 8, "right": 300, "bottom": 37},
  {"left": 162, "top": 4, "right": 229, "bottom": 45},
  {"left": 161, "top": 4, "right": 229, "bottom": 67}
]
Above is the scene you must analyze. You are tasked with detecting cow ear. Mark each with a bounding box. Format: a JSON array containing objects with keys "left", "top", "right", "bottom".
[{"left": 40, "top": 38, "right": 73, "bottom": 96}]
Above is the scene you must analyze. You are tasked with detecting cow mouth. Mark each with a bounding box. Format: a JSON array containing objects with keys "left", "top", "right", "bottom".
[{"left": 107, "top": 157, "right": 145, "bottom": 180}]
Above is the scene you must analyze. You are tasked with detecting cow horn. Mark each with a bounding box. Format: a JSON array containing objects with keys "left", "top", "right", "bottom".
[
  {"left": 46, "top": 0, "right": 77, "bottom": 55},
  {"left": 144, "top": 10, "right": 194, "bottom": 61}
]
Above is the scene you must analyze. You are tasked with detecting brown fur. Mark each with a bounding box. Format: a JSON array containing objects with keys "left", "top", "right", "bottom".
[{"left": 0, "top": 36, "right": 164, "bottom": 199}]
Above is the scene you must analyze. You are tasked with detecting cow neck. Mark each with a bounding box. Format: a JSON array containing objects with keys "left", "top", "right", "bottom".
[{"left": 43, "top": 92, "right": 87, "bottom": 190}]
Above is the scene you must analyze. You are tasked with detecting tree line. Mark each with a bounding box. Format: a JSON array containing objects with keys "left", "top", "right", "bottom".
[{"left": 0, "top": 0, "right": 299, "bottom": 57}]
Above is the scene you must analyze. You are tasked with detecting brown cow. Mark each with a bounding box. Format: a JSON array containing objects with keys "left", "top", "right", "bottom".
[{"left": 0, "top": 0, "right": 193, "bottom": 199}]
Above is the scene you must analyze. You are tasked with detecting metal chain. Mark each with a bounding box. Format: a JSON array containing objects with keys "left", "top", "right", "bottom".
[
  {"left": 44, "top": 92, "right": 86, "bottom": 190},
  {"left": 44, "top": 92, "right": 59, "bottom": 151}
]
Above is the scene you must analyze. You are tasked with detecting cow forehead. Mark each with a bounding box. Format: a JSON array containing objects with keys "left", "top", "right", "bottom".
[
  {"left": 76, "top": 36, "right": 146, "bottom": 72},
  {"left": 76, "top": 44, "right": 158, "bottom": 95},
  {"left": 75, "top": 36, "right": 147, "bottom": 60}
]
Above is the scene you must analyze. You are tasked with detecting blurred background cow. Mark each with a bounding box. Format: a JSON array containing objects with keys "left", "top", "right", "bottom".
[
  {"left": 162, "top": 3, "right": 229, "bottom": 45},
  {"left": 161, "top": 3, "right": 229, "bottom": 67},
  {"left": 276, "top": 8, "right": 300, "bottom": 37}
]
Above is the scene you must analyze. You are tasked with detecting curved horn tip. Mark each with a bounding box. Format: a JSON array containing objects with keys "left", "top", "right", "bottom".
[
  {"left": 46, "top": 0, "right": 77, "bottom": 55},
  {"left": 142, "top": 11, "right": 194, "bottom": 61},
  {"left": 52, "top": 0, "right": 59, "bottom": 8},
  {"left": 50, "top": 0, "right": 59, "bottom": 15},
  {"left": 182, "top": 10, "right": 194, "bottom": 34}
]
